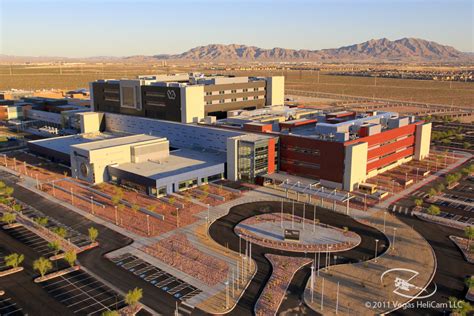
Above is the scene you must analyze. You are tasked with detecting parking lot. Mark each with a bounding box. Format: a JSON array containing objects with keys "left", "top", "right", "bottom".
[
  {"left": 111, "top": 253, "right": 202, "bottom": 302},
  {"left": 5, "top": 226, "right": 61, "bottom": 257},
  {"left": 40, "top": 269, "right": 126, "bottom": 315},
  {"left": 0, "top": 294, "right": 24, "bottom": 316},
  {"left": 20, "top": 206, "right": 91, "bottom": 248}
]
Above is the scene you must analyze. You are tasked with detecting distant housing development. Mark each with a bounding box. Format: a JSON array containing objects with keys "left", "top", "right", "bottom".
[{"left": 26, "top": 73, "right": 431, "bottom": 196}]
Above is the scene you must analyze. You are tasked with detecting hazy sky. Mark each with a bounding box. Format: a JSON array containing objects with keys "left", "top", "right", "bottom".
[{"left": 1, "top": 0, "right": 473, "bottom": 57}]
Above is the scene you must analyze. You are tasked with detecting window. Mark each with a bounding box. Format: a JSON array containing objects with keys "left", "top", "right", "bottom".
[
  {"left": 146, "top": 101, "right": 166, "bottom": 107},
  {"left": 254, "top": 96, "right": 258, "bottom": 100},
  {"left": 219, "top": 99, "right": 225, "bottom": 104},
  {"left": 206, "top": 92, "right": 212, "bottom": 96},
  {"left": 254, "top": 87, "right": 259, "bottom": 91},
  {"left": 206, "top": 101, "right": 212, "bottom": 105},
  {"left": 243, "top": 88, "right": 248, "bottom": 92},
  {"left": 145, "top": 91, "right": 166, "bottom": 98},
  {"left": 243, "top": 97, "right": 248, "bottom": 101},
  {"left": 231, "top": 89, "right": 237, "bottom": 93},
  {"left": 231, "top": 98, "right": 237, "bottom": 102},
  {"left": 219, "top": 91, "right": 225, "bottom": 95},
  {"left": 121, "top": 87, "right": 135, "bottom": 107}
]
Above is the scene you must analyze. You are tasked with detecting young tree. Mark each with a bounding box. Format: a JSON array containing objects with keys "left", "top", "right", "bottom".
[
  {"left": 11, "top": 203, "right": 22, "bottom": 212},
  {"left": 414, "top": 199, "right": 423, "bottom": 208},
  {"left": 464, "top": 226, "right": 474, "bottom": 252},
  {"left": 101, "top": 311, "right": 119, "bottom": 316},
  {"left": 4, "top": 253, "right": 24, "bottom": 269},
  {"left": 465, "top": 277, "right": 474, "bottom": 290},
  {"left": 52, "top": 227, "right": 67, "bottom": 239},
  {"left": 168, "top": 197, "right": 175, "bottom": 206},
  {"left": 427, "top": 205, "right": 441, "bottom": 216},
  {"left": 88, "top": 227, "right": 99, "bottom": 243},
  {"left": 448, "top": 296, "right": 472, "bottom": 315},
  {"left": 428, "top": 188, "right": 438, "bottom": 198},
  {"left": 48, "top": 240, "right": 61, "bottom": 256},
  {"left": 0, "top": 181, "right": 5, "bottom": 190},
  {"left": 63, "top": 250, "right": 77, "bottom": 267},
  {"left": 146, "top": 205, "right": 156, "bottom": 213},
  {"left": 131, "top": 204, "right": 140, "bottom": 212},
  {"left": 35, "top": 217, "right": 48, "bottom": 227},
  {"left": 4, "top": 186, "right": 13, "bottom": 197},
  {"left": 125, "top": 287, "right": 143, "bottom": 309},
  {"left": 1, "top": 212, "right": 16, "bottom": 225},
  {"left": 33, "top": 257, "right": 52, "bottom": 278}
]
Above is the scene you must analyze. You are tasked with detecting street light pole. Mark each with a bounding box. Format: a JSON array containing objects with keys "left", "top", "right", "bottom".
[
  {"left": 321, "top": 277, "right": 324, "bottom": 311},
  {"left": 70, "top": 188, "right": 74, "bottom": 205},
  {"left": 281, "top": 198, "right": 284, "bottom": 228},
  {"left": 292, "top": 200, "right": 295, "bottom": 229},
  {"left": 115, "top": 205, "right": 118, "bottom": 225},
  {"left": 90, "top": 196, "right": 94, "bottom": 214},
  {"left": 392, "top": 227, "right": 397, "bottom": 250},
  {"left": 374, "top": 239, "right": 379, "bottom": 263},
  {"left": 336, "top": 281, "right": 340, "bottom": 314},
  {"left": 313, "top": 204, "right": 316, "bottom": 233},
  {"left": 303, "top": 203, "right": 305, "bottom": 230},
  {"left": 383, "top": 211, "right": 386, "bottom": 233},
  {"left": 310, "top": 264, "right": 315, "bottom": 302}
]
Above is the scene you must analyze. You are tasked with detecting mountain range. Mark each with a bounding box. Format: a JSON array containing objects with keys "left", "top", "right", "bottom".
[
  {"left": 154, "top": 38, "right": 467, "bottom": 62},
  {"left": 1, "top": 38, "right": 471, "bottom": 63}
]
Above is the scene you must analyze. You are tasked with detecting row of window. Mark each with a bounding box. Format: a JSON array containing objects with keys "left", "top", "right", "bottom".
[
  {"left": 207, "top": 96, "right": 261, "bottom": 105},
  {"left": 281, "top": 158, "right": 320, "bottom": 170},
  {"left": 206, "top": 87, "right": 262, "bottom": 96},
  {"left": 281, "top": 144, "right": 320, "bottom": 156}
]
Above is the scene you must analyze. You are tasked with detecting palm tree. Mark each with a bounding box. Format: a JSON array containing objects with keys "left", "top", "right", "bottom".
[
  {"left": 88, "top": 227, "right": 99, "bottom": 243},
  {"left": 125, "top": 287, "right": 143, "bottom": 309},
  {"left": 63, "top": 250, "right": 77, "bottom": 267},
  {"left": 33, "top": 257, "right": 52, "bottom": 278},
  {"left": 4, "top": 253, "right": 24, "bottom": 269},
  {"left": 52, "top": 227, "right": 67, "bottom": 239},
  {"left": 1, "top": 212, "right": 16, "bottom": 225},
  {"left": 48, "top": 240, "right": 61, "bottom": 256},
  {"left": 101, "top": 311, "right": 119, "bottom": 316},
  {"left": 464, "top": 226, "right": 474, "bottom": 252}
]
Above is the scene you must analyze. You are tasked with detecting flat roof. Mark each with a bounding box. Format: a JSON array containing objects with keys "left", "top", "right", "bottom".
[
  {"left": 28, "top": 133, "right": 118, "bottom": 155},
  {"left": 71, "top": 134, "right": 163, "bottom": 151},
  {"left": 111, "top": 148, "right": 225, "bottom": 180}
]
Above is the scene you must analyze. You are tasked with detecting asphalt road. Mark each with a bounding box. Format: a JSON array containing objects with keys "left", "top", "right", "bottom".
[
  {"left": 0, "top": 172, "right": 183, "bottom": 315},
  {"left": 392, "top": 212, "right": 474, "bottom": 315},
  {"left": 208, "top": 201, "right": 388, "bottom": 315},
  {"left": 0, "top": 230, "right": 74, "bottom": 316}
]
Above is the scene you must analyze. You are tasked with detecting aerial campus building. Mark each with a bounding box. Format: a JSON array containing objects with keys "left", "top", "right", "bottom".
[
  {"left": 27, "top": 73, "right": 431, "bottom": 196},
  {"left": 89, "top": 73, "right": 284, "bottom": 122}
]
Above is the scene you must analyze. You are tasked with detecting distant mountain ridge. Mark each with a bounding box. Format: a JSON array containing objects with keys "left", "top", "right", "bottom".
[
  {"left": 0, "top": 38, "right": 470, "bottom": 63},
  {"left": 155, "top": 38, "right": 466, "bottom": 61}
]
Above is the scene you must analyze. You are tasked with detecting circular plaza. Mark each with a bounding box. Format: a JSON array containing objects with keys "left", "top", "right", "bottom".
[{"left": 234, "top": 213, "right": 361, "bottom": 252}]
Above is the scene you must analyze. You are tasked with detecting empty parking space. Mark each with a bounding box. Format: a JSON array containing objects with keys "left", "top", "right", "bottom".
[
  {"left": 40, "top": 269, "right": 126, "bottom": 315},
  {"left": 20, "top": 206, "right": 91, "bottom": 248},
  {"left": 4, "top": 226, "right": 58, "bottom": 257},
  {"left": 111, "top": 253, "right": 202, "bottom": 302},
  {"left": 0, "top": 295, "right": 24, "bottom": 316}
]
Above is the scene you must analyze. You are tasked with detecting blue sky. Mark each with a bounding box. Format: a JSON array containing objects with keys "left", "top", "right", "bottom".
[{"left": 1, "top": 0, "right": 473, "bottom": 57}]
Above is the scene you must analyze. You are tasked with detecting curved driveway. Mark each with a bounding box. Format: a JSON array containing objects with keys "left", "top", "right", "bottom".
[{"left": 208, "top": 201, "right": 388, "bottom": 315}]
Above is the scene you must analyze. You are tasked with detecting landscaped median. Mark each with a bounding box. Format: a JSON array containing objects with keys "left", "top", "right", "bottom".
[
  {"left": 304, "top": 210, "right": 437, "bottom": 315},
  {"left": 450, "top": 235, "right": 474, "bottom": 263},
  {"left": 255, "top": 254, "right": 312, "bottom": 316},
  {"left": 34, "top": 265, "right": 80, "bottom": 283}
]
